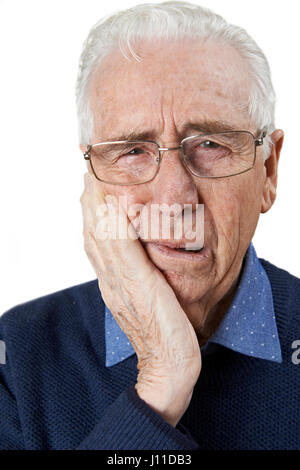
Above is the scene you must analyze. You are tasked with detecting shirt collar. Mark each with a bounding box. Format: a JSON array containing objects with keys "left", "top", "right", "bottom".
[
  {"left": 104, "top": 243, "right": 282, "bottom": 367},
  {"left": 208, "top": 243, "right": 282, "bottom": 363}
]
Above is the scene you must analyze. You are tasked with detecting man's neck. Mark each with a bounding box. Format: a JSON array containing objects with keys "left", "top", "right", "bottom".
[{"left": 182, "top": 257, "right": 245, "bottom": 347}]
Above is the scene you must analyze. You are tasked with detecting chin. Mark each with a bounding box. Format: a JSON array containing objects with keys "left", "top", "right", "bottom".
[{"left": 162, "top": 270, "right": 206, "bottom": 305}]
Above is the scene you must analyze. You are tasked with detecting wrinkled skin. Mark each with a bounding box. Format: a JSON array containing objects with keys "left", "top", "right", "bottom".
[
  {"left": 80, "top": 38, "right": 284, "bottom": 426},
  {"left": 81, "top": 174, "right": 201, "bottom": 425}
]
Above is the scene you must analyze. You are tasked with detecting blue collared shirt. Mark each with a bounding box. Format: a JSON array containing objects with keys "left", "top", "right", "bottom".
[{"left": 104, "top": 243, "right": 282, "bottom": 367}]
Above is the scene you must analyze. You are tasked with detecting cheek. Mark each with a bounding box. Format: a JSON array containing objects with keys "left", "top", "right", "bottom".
[
  {"left": 204, "top": 174, "right": 263, "bottom": 247},
  {"left": 212, "top": 187, "right": 241, "bottom": 242},
  {"left": 102, "top": 185, "right": 152, "bottom": 223},
  {"left": 239, "top": 176, "right": 264, "bottom": 237}
]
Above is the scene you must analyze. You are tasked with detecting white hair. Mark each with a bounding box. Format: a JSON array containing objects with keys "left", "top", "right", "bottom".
[{"left": 75, "top": 1, "right": 275, "bottom": 158}]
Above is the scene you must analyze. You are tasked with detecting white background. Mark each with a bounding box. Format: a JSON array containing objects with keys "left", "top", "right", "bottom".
[{"left": 0, "top": 0, "right": 299, "bottom": 315}]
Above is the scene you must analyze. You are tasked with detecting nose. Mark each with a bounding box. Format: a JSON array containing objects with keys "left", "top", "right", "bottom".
[{"left": 152, "top": 146, "right": 200, "bottom": 208}]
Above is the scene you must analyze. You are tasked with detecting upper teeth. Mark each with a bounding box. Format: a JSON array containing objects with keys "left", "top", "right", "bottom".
[{"left": 177, "top": 247, "right": 202, "bottom": 252}]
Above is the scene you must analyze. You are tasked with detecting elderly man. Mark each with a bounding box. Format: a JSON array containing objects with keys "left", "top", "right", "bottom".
[{"left": 0, "top": 1, "right": 299, "bottom": 451}]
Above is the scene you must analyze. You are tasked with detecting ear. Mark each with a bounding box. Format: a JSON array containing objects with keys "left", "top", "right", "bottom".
[
  {"left": 79, "top": 144, "right": 93, "bottom": 174},
  {"left": 260, "top": 129, "right": 284, "bottom": 214}
]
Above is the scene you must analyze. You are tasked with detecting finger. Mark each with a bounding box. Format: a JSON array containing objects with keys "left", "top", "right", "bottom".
[
  {"left": 83, "top": 210, "right": 106, "bottom": 274},
  {"left": 81, "top": 177, "right": 107, "bottom": 272},
  {"left": 81, "top": 174, "right": 97, "bottom": 234},
  {"left": 89, "top": 179, "right": 157, "bottom": 276},
  {"left": 81, "top": 174, "right": 126, "bottom": 277},
  {"left": 108, "top": 195, "right": 159, "bottom": 279},
  {"left": 85, "top": 174, "right": 117, "bottom": 243},
  {"left": 85, "top": 174, "right": 164, "bottom": 287},
  {"left": 82, "top": 173, "right": 114, "bottom": 242}
]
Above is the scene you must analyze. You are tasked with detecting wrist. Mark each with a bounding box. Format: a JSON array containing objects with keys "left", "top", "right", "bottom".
[{"left": 135, "top": 378, "right": 195, "bottom": 427}]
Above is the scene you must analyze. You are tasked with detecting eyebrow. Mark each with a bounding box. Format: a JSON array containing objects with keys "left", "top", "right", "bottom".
[
  {"left": 180, "top": 120, "right": 241, "bottom": 137},
  {"left": 104, "top": 119, "right": 241, "bottom": 143}
]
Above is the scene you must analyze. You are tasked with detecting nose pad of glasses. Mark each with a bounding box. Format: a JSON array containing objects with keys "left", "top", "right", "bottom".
[{"left": 157, "top": 146, "right": 187, "bottom": 170}]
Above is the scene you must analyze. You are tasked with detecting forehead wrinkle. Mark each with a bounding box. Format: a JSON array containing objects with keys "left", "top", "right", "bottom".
[
  {"left": 93, "top": 86, "right": 251, "bottom": 143},
  {"left": 91, "top": 40, "right": 252, "bottom": 143},
  {"left": 98, "top": 118, "right": 246, "bottom": 144}
]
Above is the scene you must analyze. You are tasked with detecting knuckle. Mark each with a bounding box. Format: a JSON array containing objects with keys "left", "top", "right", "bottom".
[
  {"left": 83, "top": 242, "right": 91, "bottom": 257},
  {"left": 80, "top": 192, "right": 86, "bottom": 205},
  {"left": 83, "top": 234, "right": 92, "bottom": 255}
]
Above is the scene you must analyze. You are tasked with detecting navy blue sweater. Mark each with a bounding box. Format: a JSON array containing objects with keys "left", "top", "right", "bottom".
[{"left": 0, "top": 259, "right": 300, "bottom": 450}]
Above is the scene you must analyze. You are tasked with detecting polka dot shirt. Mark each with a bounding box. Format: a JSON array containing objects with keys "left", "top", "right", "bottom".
[{"left": 105, "top": 243, "right": 282, "bottom": 367}]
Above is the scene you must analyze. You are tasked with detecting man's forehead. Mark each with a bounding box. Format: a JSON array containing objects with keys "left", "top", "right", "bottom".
[
  {"left": 96, "top": 119, "right": 246, "bottom": 143},
  {"left": 90, "top": 39, "right": 252, "bottom": 140}
]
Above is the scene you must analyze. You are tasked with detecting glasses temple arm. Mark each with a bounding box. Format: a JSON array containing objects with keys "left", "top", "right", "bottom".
[
  {"left": 255, "top": 128, "right": 268, "bottom": 147},
  {"left": 83, "top": 145, "right": 92, "bottom": 160}
]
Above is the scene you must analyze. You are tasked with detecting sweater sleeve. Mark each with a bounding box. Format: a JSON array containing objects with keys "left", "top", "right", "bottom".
[
  {"left": 0, "top": 322, "right": 25, "bottom": 450},
  {"left": 77, "top": 386, "right": 199, "bottom": 450}
]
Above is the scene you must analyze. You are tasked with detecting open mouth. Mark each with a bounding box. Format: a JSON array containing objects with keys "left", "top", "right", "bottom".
[
  {"left": 140, "top": 240, "right": 204, "bottom": 253},
  {"left": 142, "top": 242, "right": 211, "bottom": 268},
  {"left": 144, "top": 242, "right": 206, "bottom": 258},
  {"left": 174, "top": 247, "right": 203, "bottom": 253}
]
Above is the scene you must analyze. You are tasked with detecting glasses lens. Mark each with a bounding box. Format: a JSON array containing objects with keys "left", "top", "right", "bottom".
[
  {"left": 182, "top": 132, "right": 255, "bottom": 177},
  {"left": 89, "top": 141, "right": 159, "bottom": 184}
]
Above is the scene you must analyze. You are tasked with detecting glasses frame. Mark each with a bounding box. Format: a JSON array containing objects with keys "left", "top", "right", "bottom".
[{"left": 83, "top": 129, "right": 267, "bottom": 186}]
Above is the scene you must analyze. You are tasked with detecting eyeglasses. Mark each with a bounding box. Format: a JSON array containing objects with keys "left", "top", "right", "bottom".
[{"left": 83, "top": 129, "right": 267, "bottom": 185}]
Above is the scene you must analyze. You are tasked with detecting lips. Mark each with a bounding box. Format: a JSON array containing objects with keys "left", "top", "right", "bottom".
[
  {"left": 140, "top": 240, "right": 203, "bottom": 251},
  {"left": 173, "top": 246, "right": 203, "bottom": 252},
  {"left": 142, "top": 240, "right": 210, "bottom": 264}
]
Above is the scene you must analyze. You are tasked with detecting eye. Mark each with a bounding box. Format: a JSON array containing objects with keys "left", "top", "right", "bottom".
[
  {"left": 127, "top": 147, "right": 145, "bottom": 155},
  {"left": 200, "top": 140, "right": 220, "bottom": 149}
]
